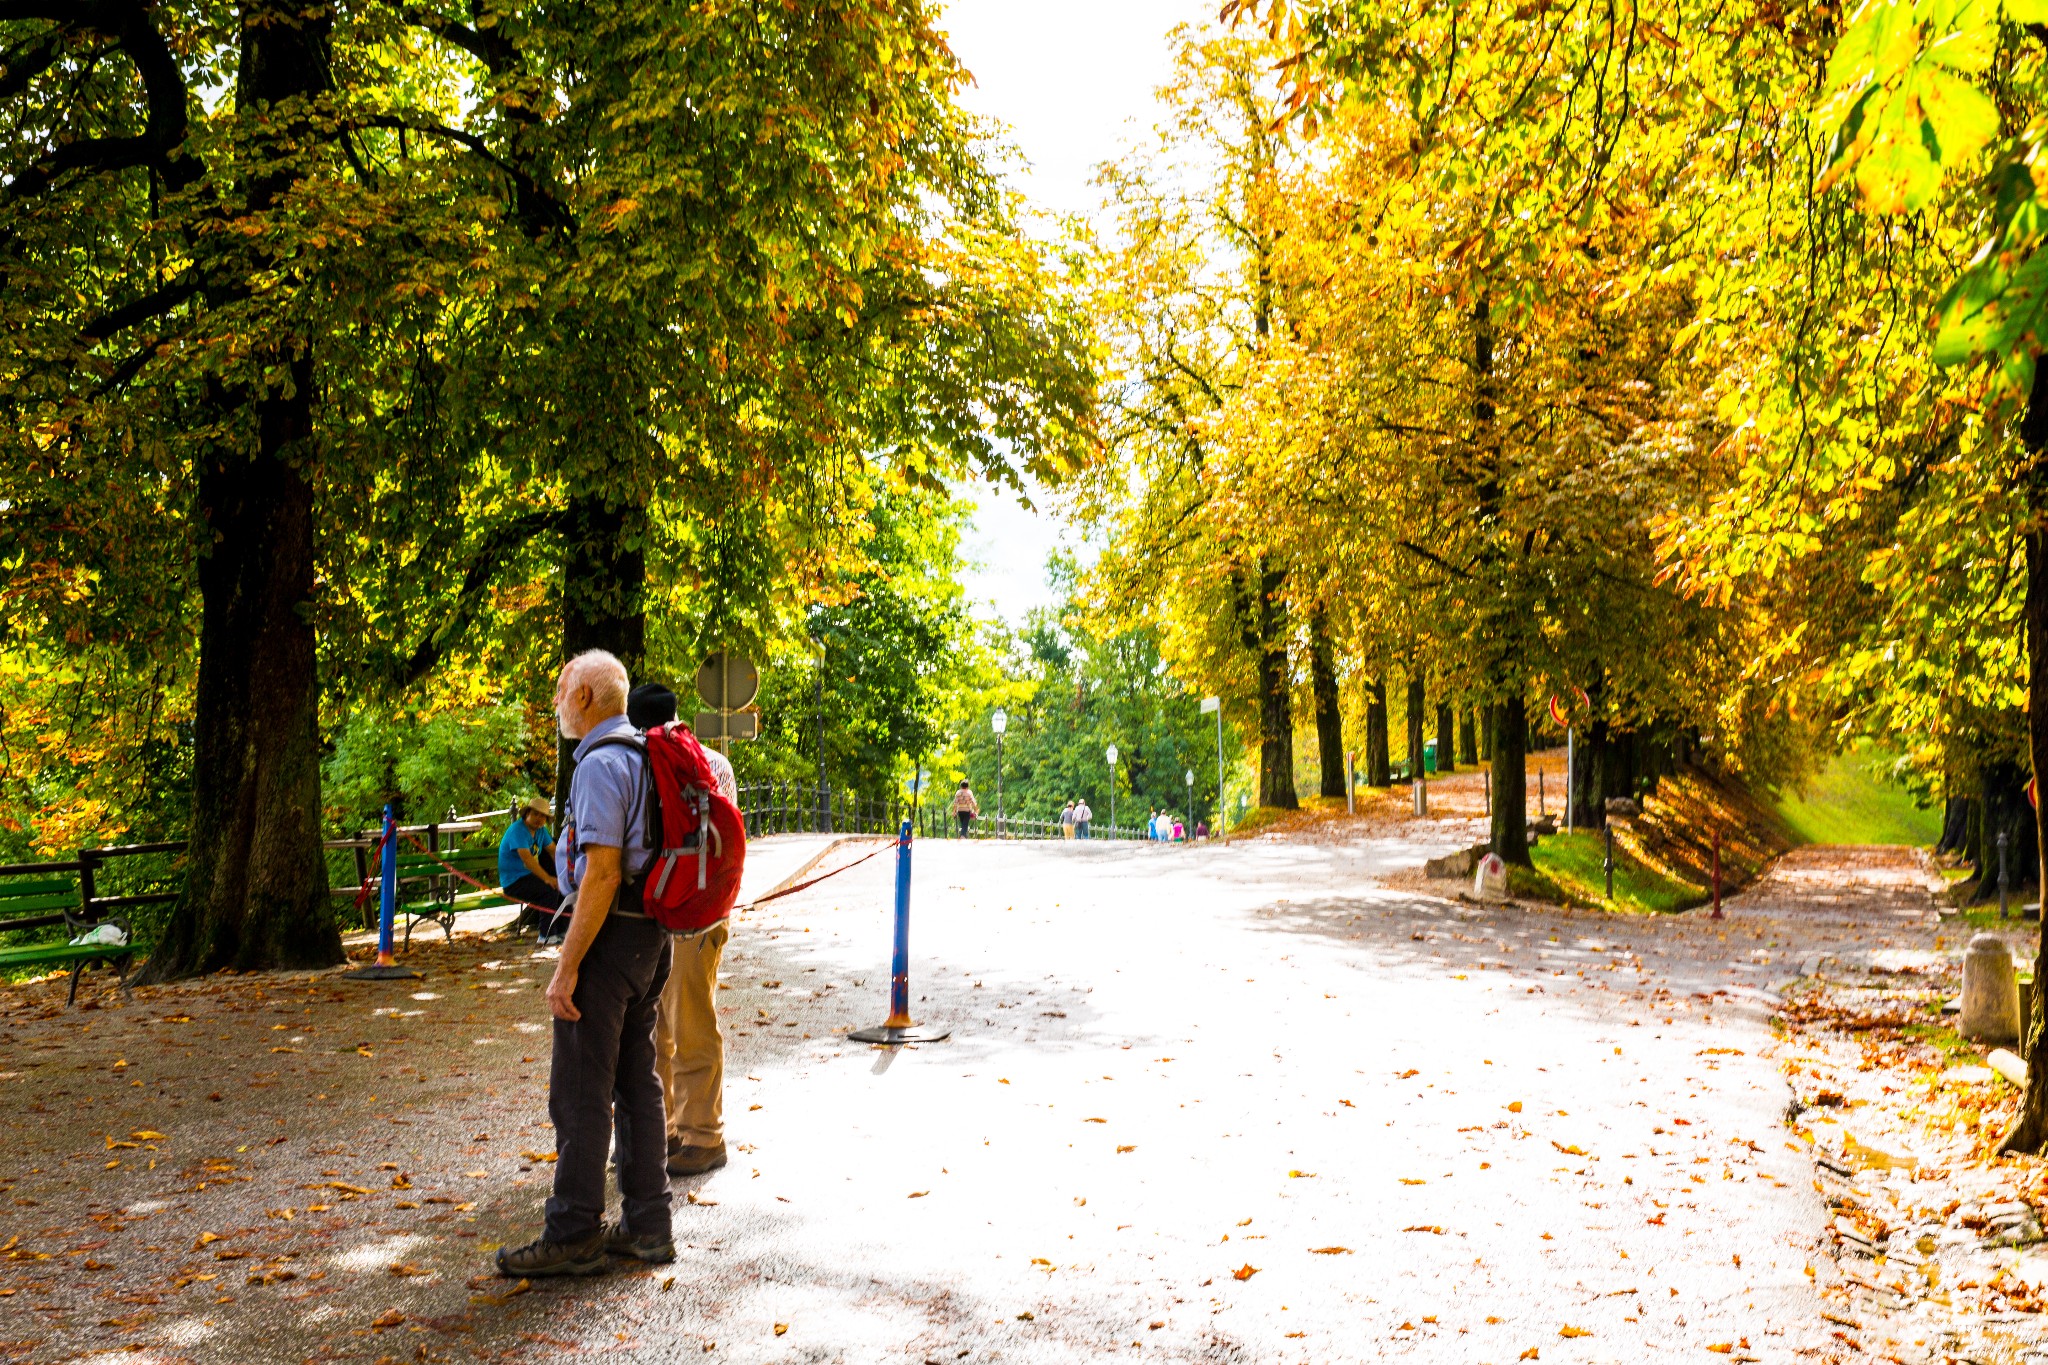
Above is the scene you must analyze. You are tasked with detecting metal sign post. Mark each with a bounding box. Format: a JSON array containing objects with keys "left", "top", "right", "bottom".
[
  {"left": 992, "top": 710, "right": 1007, "bottom": 839},
  {"left": 1184, "top": 768, "right": 1194, "bottom": 838},
  {"left": 1106, "top": 743, "right": 1119, "bottom": 838},
  {"left": 695, "top": 652, "right": 762, "bottom": 751}
]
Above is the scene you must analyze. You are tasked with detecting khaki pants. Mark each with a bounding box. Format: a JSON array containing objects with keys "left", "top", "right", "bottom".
[{"left": 654, "top": 919, "right": 728, "bottom": 1148}]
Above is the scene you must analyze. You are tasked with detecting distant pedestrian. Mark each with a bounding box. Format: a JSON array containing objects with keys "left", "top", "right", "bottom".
[
  {"left": 952, "top": 779, "right": 980, "bottom": 836},
  {"left": 498, "top": 650, "right": 672, "bottom": 1279},
  {"left": 1173, "top": 817, "right": 1185, "bottom": 841},
  {"left": 1074, "top": 799, "right": 1092, "bottom": 839},
  {"left": 1060, "top": 801, "right": 1076, "bottom": 839},
  {"left": 1196, "top": 820, "right": 1209, "bottom": 840}
]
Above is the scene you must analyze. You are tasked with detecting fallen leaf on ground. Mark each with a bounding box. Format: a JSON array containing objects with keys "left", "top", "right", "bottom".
[
  {"left": 388, "top": 1263, "right": 426, "bottom": 1277},
  {"left": 1403, "top": 1226, "right": 1444, "bottom": 1234},
  {"left": 1520, "top": 1350, "right": 1539, "bottom": 1361},
  {"left": 1400, "top": 1178, "right": 1426, "bottom": 1185},
  {"left": 1016, "top": 1311, "right": 1035, "bottom": 1321},
  {"left": 1559, "top": 1326, "right": 1590, "bottom": 1338},
  {"left": 1117, "top": 1145, "right": 1136, "bottom": 1153},
  {"left": 1706, "top": 1347, "right": 1733, "bottom": 1356},
  {"left": 470, "top": 1279, "right": 531, "bottom": 1306},
  {"left": 1232, "top": 1264, "right": 1259, "bottom": 1281},
  {"left": 1309, "top": 1246, "right": 1352, "bottom": 1254},
  {"left": 1551, "top": 1142, "right": 1587, "bottom": 1156},
  {"left": 774, "top": 1324, "right": 788, "bottom": 1336},
  {"left": 371, "top": 1309, "right": 405, "bottom": 1329},
  {"left": 1507, "top": 1102, "right": 1524, "bottom": 1113},
  {"left": 1288, "top": 1170, "right": 1315, "bottom": 1178},
  {"left": 520, "top": 1152, "right": 557, "bottom": 1163}
]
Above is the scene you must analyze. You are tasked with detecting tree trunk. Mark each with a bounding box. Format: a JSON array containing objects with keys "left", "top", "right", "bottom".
[
  {"left": 1309, "top": 612, "right": 1346, "bottom": 799},
  {"left": 1574, "top": 717, "right": 1608, "bottom": 828},
  {"left": 1236, "top": 559, "right": 1296, "bottom": 810},
  {"left": 1405, "top": 671, "right": 1425, "bottom": 779},
  {"left": 1477, "top": 704, "right": 1491, "bottom": 762},
  {"left": 1365, "top": 677, "right": 1391, "bottom": 787},
  {"left": 1490, "top": 695, "right": 1531, "bottom": 865},
  {"left": 1435, "top": 700, "right": 1455, "bottom": 774},
  {"left": 553, "top": 491, "right": 649, "bottom": 801},
  {"left": 1458, "top": 705, "right": 1478, "bottom": 766},
  {"left": 146, "top": 0, "right": 341, "bottom": 981},
  {"left": 2000, "top": 364, "right": 2048, "bottom": 1155},
  {"left": 1936, "top": 795, "right": 1968, "bottom": 855}
]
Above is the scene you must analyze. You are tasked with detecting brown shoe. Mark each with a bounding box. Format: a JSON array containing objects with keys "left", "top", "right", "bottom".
[
  {"left": 494, "top": 1228, "right": 606, "bottom": 1277},
  {"left": 666, "top": 1141, "right": 727, "bottom": 1177}
]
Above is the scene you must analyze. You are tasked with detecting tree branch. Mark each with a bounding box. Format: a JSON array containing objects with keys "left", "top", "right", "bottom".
[{"left": 396, "top": 506, "right": 568, "bottom": 687}]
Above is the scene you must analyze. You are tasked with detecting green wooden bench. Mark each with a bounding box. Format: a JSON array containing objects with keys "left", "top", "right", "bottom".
[
  {"left": 330, "top": 815, "right": 556, "bottom": 947},
  {"left": 0, "top": 858, "right": 141, "bottom": 1004},
  {"left": 392, "top": 842, "right": 539, "bottom": 947}
]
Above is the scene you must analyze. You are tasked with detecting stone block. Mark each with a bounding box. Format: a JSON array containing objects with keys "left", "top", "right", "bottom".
[
  {"left": 1473, "top": 852, "right": 1508, "bottom": 903},
  {"left": 1961, "top": 934, "right": 2022, "bottom": 1045}
]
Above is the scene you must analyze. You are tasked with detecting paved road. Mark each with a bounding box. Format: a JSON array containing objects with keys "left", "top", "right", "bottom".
[{"left": 0, "top": 833, "right": 1883, "bottom": 1363}]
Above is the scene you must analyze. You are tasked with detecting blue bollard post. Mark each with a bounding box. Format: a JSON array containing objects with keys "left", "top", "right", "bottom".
[
  {"left": 850, "top": 820, "right": 951, "bottom": 1044},
  {"left": 346, "top": 802, "right": 421, "bottom": 980},
  {"left": 378, "top": 803, "right": 398, "bottom": 961}
]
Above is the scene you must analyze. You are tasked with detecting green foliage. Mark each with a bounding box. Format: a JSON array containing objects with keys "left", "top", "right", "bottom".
[
  {"left": 321, "top": 703, "right": 540, "bottom": 834},
  {"left": 950, "top": 566, "right": 1242, "bottom": 832},
  {"left": 1773, "top": 748, "right": 1946, "bottom": 848}
]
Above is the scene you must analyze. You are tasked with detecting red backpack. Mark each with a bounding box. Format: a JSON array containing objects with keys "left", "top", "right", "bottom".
[{"left": 587, "top": 723, "right": 747, "bottom": 933}]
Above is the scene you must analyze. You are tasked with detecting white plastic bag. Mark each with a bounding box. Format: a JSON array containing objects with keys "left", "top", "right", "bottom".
[{"left": 69, "top": 922, "right": 128, "bottom": 947}]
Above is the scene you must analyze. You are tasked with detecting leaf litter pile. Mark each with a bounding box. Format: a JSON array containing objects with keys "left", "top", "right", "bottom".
[
  {"left": 0, "top": 932, "right": 614, "bottom": 1362},
  {"left": 1777, "top": 958, "right": 2048, "bottom": 1360}
]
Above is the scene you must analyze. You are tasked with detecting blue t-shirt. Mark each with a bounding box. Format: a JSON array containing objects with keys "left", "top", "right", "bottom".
[
  {"left": 556, "top": 714, "right": 653, "bottom": 902},
  {"left": 498, "top": 820, "right": 553, "bottom": 888}
]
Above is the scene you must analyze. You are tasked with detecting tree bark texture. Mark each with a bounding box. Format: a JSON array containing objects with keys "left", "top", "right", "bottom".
[
  {"left": 1477, "top": 704, "right": 1491, "bottom": 762},
  {"left": 1235, "top": 560, "right": 1296, "bottom": 810},
  {"left": 1572, "top": 719, "right": 1607, "bottom": 829},
  {"left": 1309, "top": 614, "right": 1346, "bottom": 798},
  {"left": 1435, "top": 701, "right": 1455, "bottom": 774},
  {"left": 2000, "top": 363, "right": 2048, "bottom": 1155},
  {"left": 1458, "top": 705, "right": 1478, "bottom": 766},
  {"left": 155, "top": 436, "right": 338, "bottom": 975},
  {"left": 1404, "top": 672, "right": 1425, "bottom": 779},
  {"left": 1365, "top": 677, "right": 1391, "bottom": 787},
  {"left": 148, "top": 0, "right": 341, "bottom": 980},
  {"left": 553, "top": 492, "right": 650, "bottom": 802},
  {"left": 1490, "top": 695, "right": 1531, "bottom": 865}
]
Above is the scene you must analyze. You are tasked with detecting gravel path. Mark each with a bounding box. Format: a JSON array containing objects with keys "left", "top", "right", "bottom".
[{"left": 0, "top": 832, "right": 1958, "bottom": 1363}]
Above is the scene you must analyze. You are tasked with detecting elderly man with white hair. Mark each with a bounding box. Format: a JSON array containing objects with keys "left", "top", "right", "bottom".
[{"left": 496, "top": 649, "right": 675, "bottom": 1278}]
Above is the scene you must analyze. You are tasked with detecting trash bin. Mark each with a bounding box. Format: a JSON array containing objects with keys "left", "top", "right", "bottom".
[{"left": 1423, "top": 740, "right": 1438, "bottom": 775}]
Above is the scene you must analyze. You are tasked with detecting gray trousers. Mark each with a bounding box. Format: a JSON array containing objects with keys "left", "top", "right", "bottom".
[{"left": 544, "top": 913, "right": 673, "bottom": 1242}]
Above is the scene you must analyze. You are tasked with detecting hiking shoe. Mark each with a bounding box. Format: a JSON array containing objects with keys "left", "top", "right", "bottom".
[
  {"left": 666, "top": 1142, "right": 728, "bottom": 1177},
  {"left": 494, "top": 1229, "right": 606, "bottom": 1278},
  {"left": 603, "top": 1218, "right": 676, "bottom": 1264}
]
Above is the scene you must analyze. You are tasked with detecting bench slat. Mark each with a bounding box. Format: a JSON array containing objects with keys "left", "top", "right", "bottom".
[
  {"left": 0, "top": 891, "right": 82, "bottom": 914},
  {"left": 0, "top": 910, "right": 72, "bottom": 934},
  {"left": 0, "top": 941, "right": 136, "bottom": 967},
  {"left": 0, "top": 878, "right": 81, "bottom": 897}
]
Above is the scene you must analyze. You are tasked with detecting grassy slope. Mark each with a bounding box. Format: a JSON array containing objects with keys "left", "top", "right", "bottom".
[{"left": 1773, "top": 747, "right": 1942, "bottom": 847}]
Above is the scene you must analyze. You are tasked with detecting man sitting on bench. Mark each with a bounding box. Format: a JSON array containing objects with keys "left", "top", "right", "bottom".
[{"left": 499, "top": 796, "right": 563, "bottom": 941}]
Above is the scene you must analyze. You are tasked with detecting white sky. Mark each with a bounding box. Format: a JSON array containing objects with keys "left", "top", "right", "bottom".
[{"left": 941, "top": 0, "right": 1203, "bottom": 629}]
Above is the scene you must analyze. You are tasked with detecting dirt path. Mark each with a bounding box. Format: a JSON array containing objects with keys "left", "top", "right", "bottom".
[{"left": 0, "top": 836, "right": 1997, "bottom": 1365}]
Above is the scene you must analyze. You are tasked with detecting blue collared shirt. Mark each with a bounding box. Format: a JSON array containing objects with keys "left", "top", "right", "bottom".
[{"left": 556, "top": 714, "right": 652, "bottom": 902}]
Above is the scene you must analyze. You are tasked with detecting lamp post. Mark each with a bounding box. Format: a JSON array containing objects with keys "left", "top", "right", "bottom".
[
  {"left": 992, "top": 709, "right": 1007, "bottom": 839},
  {"left": 1106, "top": 743, "right": 1119, "bottom": 838},
  {"left": 1201, "top": 696, "right": 1224, "bottom": 843},
  {"left": 1185, "top": 768, "right": 1194, "bottom": 838}
]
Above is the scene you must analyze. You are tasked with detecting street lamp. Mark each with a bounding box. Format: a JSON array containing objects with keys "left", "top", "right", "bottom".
[
  {"left": 1185, "top": 768, "right": 1194, "bottom": 839},
  {"left": 991, "top": 709, "right": 1007, "bottom": 838},
  {"left": 1106, "top": 743, "right": 1119, "bottom": 838}
]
